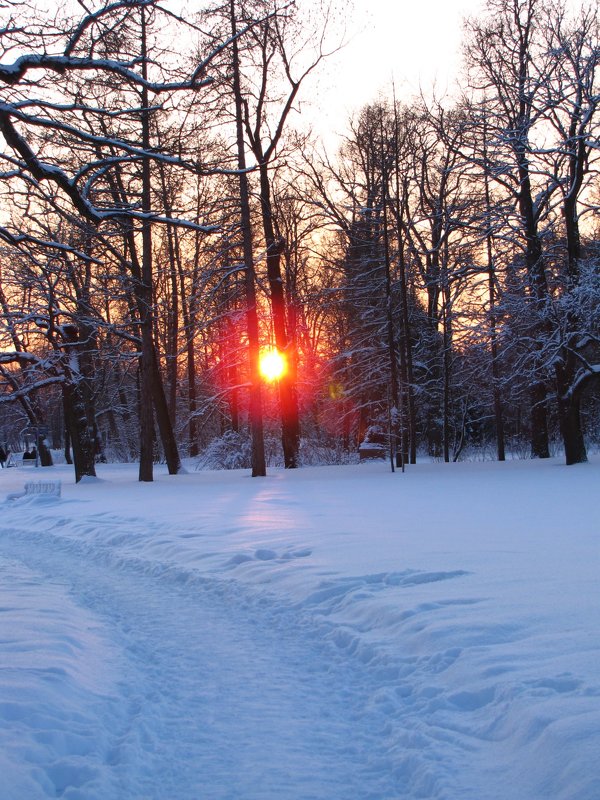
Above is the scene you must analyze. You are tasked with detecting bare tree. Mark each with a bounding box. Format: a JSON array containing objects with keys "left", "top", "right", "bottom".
[{"left": 0, "top": 0, "right": 217, "bottom": 480}]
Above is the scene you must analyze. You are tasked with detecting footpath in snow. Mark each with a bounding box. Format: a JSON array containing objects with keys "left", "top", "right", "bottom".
[{"left": 0, "top": 457, "right": 598, "bottom": 799}]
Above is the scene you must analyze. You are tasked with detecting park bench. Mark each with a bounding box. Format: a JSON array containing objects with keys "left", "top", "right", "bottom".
[{"left": 6, "top": 480, "right": 62, "bottom": 501}]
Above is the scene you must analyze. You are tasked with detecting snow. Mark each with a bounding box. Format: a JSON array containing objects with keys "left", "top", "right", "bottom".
[{"left": 0, "top": 456, "right": 598, "bottom": 799}]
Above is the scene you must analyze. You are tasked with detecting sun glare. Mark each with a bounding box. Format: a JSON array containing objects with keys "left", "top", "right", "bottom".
[{"left": 259, "top": 349, "right": 286, "bottom": 382}]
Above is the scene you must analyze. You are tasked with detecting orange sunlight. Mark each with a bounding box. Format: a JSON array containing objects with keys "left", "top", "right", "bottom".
[{"left": 259, "top": 349, "right": 286, "bottom": 383}]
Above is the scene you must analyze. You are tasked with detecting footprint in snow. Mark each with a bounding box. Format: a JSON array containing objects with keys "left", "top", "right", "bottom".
[{"left": 226, "top": 548, "right": 313, "bottom": 566}]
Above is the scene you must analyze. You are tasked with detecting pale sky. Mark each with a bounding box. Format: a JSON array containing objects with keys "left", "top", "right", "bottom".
[{"left": 298, "top": 0, "right": 486, "bottom": 140}]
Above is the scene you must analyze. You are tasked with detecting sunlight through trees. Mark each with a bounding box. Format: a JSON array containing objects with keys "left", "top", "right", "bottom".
[{"left": 0, "top": 0, "right": 598, "bottom": 480}]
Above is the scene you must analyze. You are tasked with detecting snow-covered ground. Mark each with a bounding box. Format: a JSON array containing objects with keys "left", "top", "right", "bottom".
[{"left": 0, "top": 456, "right": 598, "bottom": 799}]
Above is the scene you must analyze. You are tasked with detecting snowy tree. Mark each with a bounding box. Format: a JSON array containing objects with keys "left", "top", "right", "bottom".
[{"left": 0, "top": 0, "right": 216, "bottom": 480}]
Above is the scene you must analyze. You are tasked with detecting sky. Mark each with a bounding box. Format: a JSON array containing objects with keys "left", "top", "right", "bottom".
[{"left": 298, "top": 0, "right": 486, "bottom": 141}]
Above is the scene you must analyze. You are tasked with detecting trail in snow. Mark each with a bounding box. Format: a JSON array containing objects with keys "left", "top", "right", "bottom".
[
  {"left": 0, "top": 526, "right": 404, "bottom": 800},
  {"left": 2, "top": 459, "right": 599, "bottom": 800}
]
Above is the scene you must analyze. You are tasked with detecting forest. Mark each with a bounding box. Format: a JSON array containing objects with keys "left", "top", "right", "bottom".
[{"left": 0, "top": 0, "right": 598, "bottom": 481}]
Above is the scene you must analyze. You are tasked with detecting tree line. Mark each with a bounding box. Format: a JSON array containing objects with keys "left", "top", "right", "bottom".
[{"left": 0, "top": 0, "right": 598, "bottom": 481}]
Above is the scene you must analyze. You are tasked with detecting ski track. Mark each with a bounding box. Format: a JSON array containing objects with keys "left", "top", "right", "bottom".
[{"left": 0, "top": 524, "right": 410, "bottom": 800}]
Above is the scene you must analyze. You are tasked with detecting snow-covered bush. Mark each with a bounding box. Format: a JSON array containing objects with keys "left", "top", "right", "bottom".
[
  {"left": 298, "top": 438, "right": 359, "bottom": 466},
  {"left": 196, "top": 431, "right": 361, "bottom": 470},
  {"left": 196, "top": 431, "right": 285, "bottom": 470},
  {"left": 195, "top": 431, "right": 253, "bottom": 470}
]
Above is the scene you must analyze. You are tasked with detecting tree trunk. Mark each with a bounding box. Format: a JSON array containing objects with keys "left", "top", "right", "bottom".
[
  {"left": 530, "top": 382, "right": 550, "bottom": 459},
  {"left": 442, "top": 295, "right": 451, "bottom": 464},
  {"left": 556, "top": 361, "right": 587, "bottom": 465},
  {"left": 557, "top": 393, "right": 587, "bottom": 465},
  {"left": 138, "top": 6, "right": 154, "bottom": 482},
  {"left": 170, "top": 219, "right": 200, "bottom": 458},
  {"left": 63, "top": 410, "right": 73, "bottom": 465},
  {"left": 519, "top": 183, "right": 551, "bottom": 461},
  {"left": 556, "top": 139, "right": 587, "bottom": 464},
  {"left": 257, "top": 162, "right": 300, "bottom": 468},
  {"left": 394, "top": 173, "right": 416, "bottom": 464},
  {"left": 62, "top": 381, "right": 97, "bottom": 482},
  {"left": 152, "top": 346, "right": 182, "bottom": 474},
  {"left": 230, "top": 0, "right": 265, "bottom": 477},
  {"left": 166, "top": 224, "right": 179, "bottom": 424},
  {"left": 380, "top": 114, "right": 400, "bottom": 470},
  {"left": 186, "top": 336, "right": 199, "bottom": 456},
  {"left": 482, "top": 130, "right": 506, "bottom": 462},
  {"left": 61, "top": 324, "right": 96, "bottom": 481}
]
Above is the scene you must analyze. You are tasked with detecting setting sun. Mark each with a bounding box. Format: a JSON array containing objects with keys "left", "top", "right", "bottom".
[{"left": 259, "top": 349, "right": 286, "bottom": 382}]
